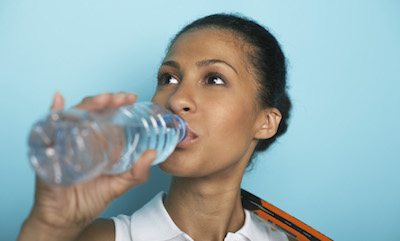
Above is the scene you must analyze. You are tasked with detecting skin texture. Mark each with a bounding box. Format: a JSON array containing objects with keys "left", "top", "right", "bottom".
[{"left": 17, "top": 28, "right": 282, "bottom": 241}]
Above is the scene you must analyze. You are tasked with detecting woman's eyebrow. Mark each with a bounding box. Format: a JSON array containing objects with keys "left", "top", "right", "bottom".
[
  {"left": 161, "top": 60, "right": 180, "bottom": 69},
  {"left": 161, "top": 59, "right": 238, "bottom": 74},
  {"left": 197, "top": 59, "right": 238, "bottom": 74}
]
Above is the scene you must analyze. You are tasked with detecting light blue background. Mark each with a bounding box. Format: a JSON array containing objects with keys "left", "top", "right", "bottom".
[{"left": 1, "top": 1, "right": 399, "bottom": 240}]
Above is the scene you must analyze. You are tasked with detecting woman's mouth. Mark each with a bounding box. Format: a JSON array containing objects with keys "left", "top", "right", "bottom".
[{"left": 177, "top": 126, "right": 199, "bottom": 148}]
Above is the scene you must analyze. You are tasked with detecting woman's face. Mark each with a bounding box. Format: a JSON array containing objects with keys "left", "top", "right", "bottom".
[{"left": 152, "top": 28, "right": 266, "bottom": 178}]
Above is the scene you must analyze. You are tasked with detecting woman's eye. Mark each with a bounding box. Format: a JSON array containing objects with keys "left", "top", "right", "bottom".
[
  {"left": 159, "top": 74, "right": 179, "bottom": 85},
  {"left": 206, "top": 75, "right": 225, "bottom": 85}
]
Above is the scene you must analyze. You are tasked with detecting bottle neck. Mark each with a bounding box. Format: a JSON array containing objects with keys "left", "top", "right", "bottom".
[{"left": 173, "top": 115, "right": 187, "bottom": 143}]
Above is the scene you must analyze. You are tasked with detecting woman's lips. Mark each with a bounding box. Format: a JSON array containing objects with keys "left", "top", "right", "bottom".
[{"left": 177, "top": 126, "right": 199, "bottom": 148}]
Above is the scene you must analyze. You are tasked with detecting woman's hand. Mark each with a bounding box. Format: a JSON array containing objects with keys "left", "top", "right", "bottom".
[{"left": 18, "top": 92, "right": 157, "bottom": 241}]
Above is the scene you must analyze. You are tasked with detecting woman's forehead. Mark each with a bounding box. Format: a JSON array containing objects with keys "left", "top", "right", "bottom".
[{"left": 164, "top": 28, "right": 251, "bottom": 72}]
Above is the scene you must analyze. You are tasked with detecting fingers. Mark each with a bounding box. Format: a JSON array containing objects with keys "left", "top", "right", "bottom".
[
  {"left": 108, "top": 149, "right": 157, "bottom": 199},
  {"left": 75, "top": 92, "right": 137, "bottom": 111},
  {"left": 50, "top": 92, "right": 65, "bottom": 110},
  {"left": 129, "top": 149, "right": 157, "bottom": 183}
]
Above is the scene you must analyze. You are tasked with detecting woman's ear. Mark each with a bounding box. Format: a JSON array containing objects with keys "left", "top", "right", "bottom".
[{"left": 254, "top": 107, "right": 282, "bottom": 140}]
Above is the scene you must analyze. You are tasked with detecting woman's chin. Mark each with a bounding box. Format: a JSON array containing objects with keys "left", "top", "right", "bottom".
[{"left": 158, "top": 155, "right": 201, "bottom": 178}]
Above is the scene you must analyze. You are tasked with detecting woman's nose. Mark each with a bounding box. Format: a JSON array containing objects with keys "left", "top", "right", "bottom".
[{"left": 167, "top": 82, "right": 196, "bottom": 115}]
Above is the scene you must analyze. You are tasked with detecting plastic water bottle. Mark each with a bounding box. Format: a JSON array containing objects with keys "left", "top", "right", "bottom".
[{"left": 27, "top": 102, "right": 187, "bottom": 186}]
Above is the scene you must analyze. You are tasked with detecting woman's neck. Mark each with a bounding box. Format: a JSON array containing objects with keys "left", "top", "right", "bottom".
[{"left": 164, "top": 169, "right": 246, "bottom": 241}]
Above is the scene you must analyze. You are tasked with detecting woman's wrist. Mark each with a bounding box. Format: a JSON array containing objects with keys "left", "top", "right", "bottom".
[{"left": 17, "top": 214, "right": 84, "bottom": 241}]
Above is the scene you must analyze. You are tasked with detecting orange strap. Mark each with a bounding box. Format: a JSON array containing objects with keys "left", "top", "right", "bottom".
[{"left": 241, "top": 189, "right": 333, "bottom": 241}]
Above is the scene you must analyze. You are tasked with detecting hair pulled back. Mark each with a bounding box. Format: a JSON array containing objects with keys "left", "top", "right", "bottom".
[{"left": 168, "top": 13, "right": 291, "bottom": 162}]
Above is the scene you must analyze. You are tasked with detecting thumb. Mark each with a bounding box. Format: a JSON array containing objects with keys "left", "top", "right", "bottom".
[
  {"left": 108, "top": 150, "right": 157, "bottom": 199},
  {"left": 50, "top": 91, "right": 65, "bottom": 110}
]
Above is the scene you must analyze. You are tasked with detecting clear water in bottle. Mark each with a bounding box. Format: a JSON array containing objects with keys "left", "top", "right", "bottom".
[{"left": 28, "top": 102, "right": 186, "bottom": 186}]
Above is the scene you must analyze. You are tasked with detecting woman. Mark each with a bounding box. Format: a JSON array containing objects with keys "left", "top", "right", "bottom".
[{"left": 18, "top": 13, "right": 291, "bottom": 241}]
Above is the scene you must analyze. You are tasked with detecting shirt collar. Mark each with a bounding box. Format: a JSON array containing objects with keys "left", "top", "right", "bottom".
[
  {"left": 234, "top": 209, "right": 272, "bottom": 241},
  {"left": 130, "top": 192, "right": 188, "bottom": 241},
  {"left": 130, "top": 192, "right": 273, "bottom": 241}
]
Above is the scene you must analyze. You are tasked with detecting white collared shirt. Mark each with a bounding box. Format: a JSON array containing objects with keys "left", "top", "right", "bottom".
[{"left": 112, "top": 192, "right": 288, "bottom": 241}]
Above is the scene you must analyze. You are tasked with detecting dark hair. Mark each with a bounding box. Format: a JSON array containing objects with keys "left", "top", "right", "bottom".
[{"left": 168, "top": 13, "right": 291, "bottom": 164}]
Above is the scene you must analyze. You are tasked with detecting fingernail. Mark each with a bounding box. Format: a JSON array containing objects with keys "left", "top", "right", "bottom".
[
  {"left": 116, "top": 92, "right": 127, "bottom": 99},
  {"left": 50, "top": 91, "right": 63, "bottom": 110},
  {"left": 54, "top": 91, "right": 61, "bottom": 98},
  {"left": 148, "top": 149, "right": 157, "bottom": 160},
  {"left": 127, "top": 93, "right": 137, "bottom": 101}
]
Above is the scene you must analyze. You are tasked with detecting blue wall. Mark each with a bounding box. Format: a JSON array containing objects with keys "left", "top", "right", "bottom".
[{"left": 1, "top": 1, "right": 399, "bottom": 240}]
